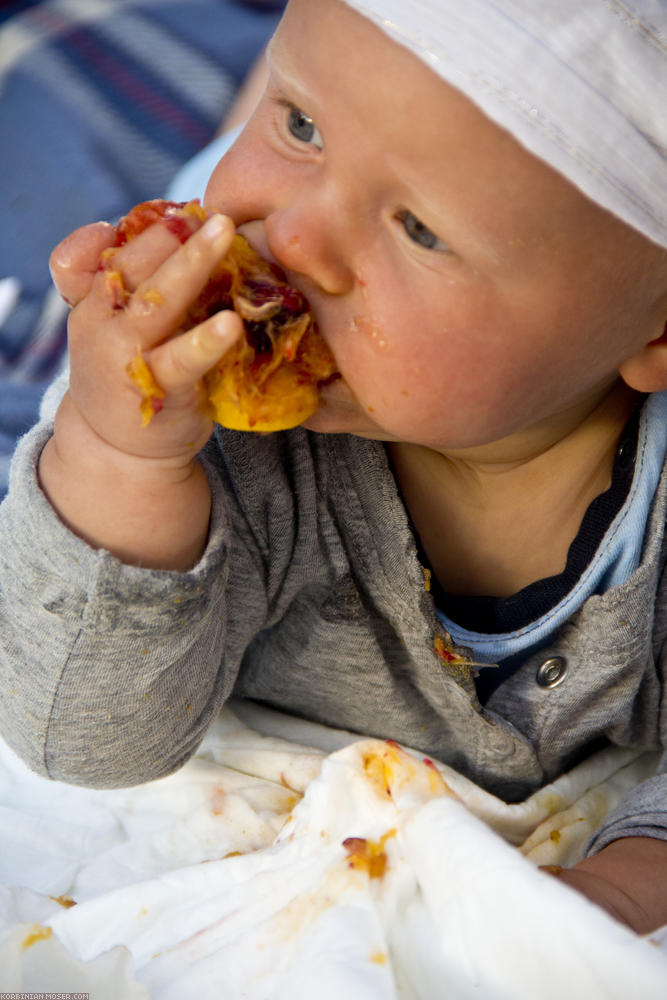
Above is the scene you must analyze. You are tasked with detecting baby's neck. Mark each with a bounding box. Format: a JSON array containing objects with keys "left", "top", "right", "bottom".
[{"left": 389, "top": 382, "right": 640, "bottom": 598}]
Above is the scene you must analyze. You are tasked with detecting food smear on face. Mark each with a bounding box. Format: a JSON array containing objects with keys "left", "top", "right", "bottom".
[{"left": 109, "top": 199, "right": 339, "bottom": 432}]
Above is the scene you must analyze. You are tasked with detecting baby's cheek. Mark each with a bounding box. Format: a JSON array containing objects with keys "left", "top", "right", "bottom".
[
  {"left": 364, "top": 360, "right": 432, "bottom": 427},
  {"left": 348, "top": 312, "right": 389, "bottom": 355}
]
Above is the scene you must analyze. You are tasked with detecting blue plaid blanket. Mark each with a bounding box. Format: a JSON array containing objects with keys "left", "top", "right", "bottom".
[{"left": 0, "top": 0, "right": 284, "bottom": 495}]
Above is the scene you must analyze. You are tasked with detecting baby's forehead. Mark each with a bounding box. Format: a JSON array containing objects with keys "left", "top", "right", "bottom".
[
  {"left": 336, "top": 0, "right": 667, "bottom": 253},
  {"left": 276, "top": 1, "right": 651, "bottom": 277}
]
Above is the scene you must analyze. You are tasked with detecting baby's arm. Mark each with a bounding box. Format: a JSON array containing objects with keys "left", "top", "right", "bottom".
[
  {"left": 0, "top": 211, "right": 260, "bottom": 787},
  {"left": 0, "top": 415, "right": 243, "bottom": 787},
  {"left": 40, "top": 212, "right": 243, "bottom": 570},
  {"left": 556, "top": 836, "right": 667, "bottom": 934}
]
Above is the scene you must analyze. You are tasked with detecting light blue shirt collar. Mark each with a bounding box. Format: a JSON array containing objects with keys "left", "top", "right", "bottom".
[{"left": 437, "top": 391, "right": 667, "bottom": 663}]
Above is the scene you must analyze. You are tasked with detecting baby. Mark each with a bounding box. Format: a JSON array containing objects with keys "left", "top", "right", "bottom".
[{"left": 2, "top": 0, "right": 667, "bottom": 933}]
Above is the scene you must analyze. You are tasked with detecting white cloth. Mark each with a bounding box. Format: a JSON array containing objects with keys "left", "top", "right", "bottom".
[
  {"left": 342, "top": 0, "right": 667, "bottom": 249},
  {"left": 1, "top": 701, "right": 666, "bottom": 997}
]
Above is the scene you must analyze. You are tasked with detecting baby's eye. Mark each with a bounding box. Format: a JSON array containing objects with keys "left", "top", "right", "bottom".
[
  {"left": 398, "top": 210, "right": 448, "bottom": 251},
  {"left": 287, "top": 105, "right": 323, "bottom": 149}
]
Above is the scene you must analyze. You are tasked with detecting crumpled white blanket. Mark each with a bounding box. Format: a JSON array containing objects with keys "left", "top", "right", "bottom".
[{"left": 1, "top": 699, "right": 666, "bottom": 998}]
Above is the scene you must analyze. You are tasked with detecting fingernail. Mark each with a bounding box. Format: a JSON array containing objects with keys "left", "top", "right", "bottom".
[
  {"left": 211, "top": 310, "right": 237, "bottom": 338},
  {"left": 201, "top": 214, "right": 229, "bottom": 245}
]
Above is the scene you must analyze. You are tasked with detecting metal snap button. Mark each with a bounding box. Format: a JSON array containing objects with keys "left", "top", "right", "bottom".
[{"left": 536, "top": 656, "right": 568, "bottom": 689}]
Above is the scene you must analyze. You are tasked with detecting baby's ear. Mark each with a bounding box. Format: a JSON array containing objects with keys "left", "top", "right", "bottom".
[{"left": 619, "top": 319, "right": 667, "bottom": 393}]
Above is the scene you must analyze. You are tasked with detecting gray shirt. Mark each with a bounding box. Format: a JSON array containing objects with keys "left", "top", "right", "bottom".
[{"left": 1, "top": 410, "right": 666, "bottom": 853}]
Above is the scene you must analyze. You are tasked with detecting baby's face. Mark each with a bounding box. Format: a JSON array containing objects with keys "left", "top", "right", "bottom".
[{"left": 205, "top": 0, "right": 665, "bottom": 455}]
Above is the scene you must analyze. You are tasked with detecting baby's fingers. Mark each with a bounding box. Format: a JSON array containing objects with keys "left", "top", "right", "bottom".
[
  {"left": 126, "top": 214, "right": 235, "bottom": 348},
  {"left": 148, "top": 308, "right": 243, "bottom": 396},
  {"left": 50, "top": 222, "right": 116, "bottom": 306}
]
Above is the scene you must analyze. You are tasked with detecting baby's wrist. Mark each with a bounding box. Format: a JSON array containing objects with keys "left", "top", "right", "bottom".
[
  {"left": 550, "top": 837, "right": 667, "bottom": 935},
  {"left": 39, "top": 392, "right": 212, "bottom": 570},
  {"left": 46, "top": 390, "right": 199, "bottom": 483},
  {"left": 552, "top": 866, "right": 647, "bottom": 932}
]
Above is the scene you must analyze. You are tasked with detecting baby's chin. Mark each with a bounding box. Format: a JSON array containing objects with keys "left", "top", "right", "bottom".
[{"left": 302, "top": 379, "right": 399, "bottom": 441}]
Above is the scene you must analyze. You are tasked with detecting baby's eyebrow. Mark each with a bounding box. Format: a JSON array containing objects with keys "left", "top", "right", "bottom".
[
  {"left": 265, "top": 33, "right": 292, "bottom": 81},
  {"left": 264, "top": 33, "right": 311, "bottom": 107},
  {"left": 265, "top": 33, "right": 278, "bottom": 68}
]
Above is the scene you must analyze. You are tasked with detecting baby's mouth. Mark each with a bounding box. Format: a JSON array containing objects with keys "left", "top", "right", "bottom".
[{"left": 233, "top": 222, "right": 345, "bottom": 387}]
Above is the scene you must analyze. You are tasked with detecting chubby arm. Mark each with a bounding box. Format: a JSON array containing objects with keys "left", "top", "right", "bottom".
[
  {"left": 551, "top": 773, "right": 667, "bottom": 933},
  {"left": 556, "top": 836, "right": 667, "bottom": 934},
  {"left": 0, "top": 420, "right": 242, "bottom": 787},
  {"left": 40, "top": 211, "right": 243, "bottom": 570},
  {"left": 0, "top": 210, "right": 259, "bottom": 786}
]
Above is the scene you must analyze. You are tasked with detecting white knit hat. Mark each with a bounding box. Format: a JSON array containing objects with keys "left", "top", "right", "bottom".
[{"left": 342, "top": 0, "right": 667, "bottom": 249}]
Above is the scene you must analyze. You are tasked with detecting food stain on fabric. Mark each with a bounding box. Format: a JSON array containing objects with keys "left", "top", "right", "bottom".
[
  {"left": 21, "top": 924, "right": 53, "bottom": 949},
  {"left": 211, "top": 786, "right": 226, "bottom": 815},
  {"left": 49, "top": 893, "right": 76, "bottom": 909},
  {"left": 342, "top": 828, "right": 396, "bottom": 879}
]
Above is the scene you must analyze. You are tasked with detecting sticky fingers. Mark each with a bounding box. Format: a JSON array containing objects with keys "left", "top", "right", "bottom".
[
  {"left": 132, "top": 311, "right": 244, "bottom": 425},
  {"left": 99, "top": 213, "right": 235, "bottom": 348},
  {"left": 49, "top": 222, "right": 116, "bottom": 307},
  {"left": 101, "top": 198, "right": 338, "bottom": 432}
]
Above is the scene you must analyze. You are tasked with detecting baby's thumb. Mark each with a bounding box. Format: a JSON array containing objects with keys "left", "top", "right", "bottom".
[{"left": 49, "top": 221, "right": 116, "bottom": 307}]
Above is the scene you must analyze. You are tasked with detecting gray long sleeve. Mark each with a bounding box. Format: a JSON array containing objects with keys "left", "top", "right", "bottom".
[{"left": 0, "top": 422, "right": 237, "bottom": 786}]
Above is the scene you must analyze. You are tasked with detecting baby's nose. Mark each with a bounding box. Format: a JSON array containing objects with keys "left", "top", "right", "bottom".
[{"left": 263, "top": 209, "right": 354, "bottom": 297}]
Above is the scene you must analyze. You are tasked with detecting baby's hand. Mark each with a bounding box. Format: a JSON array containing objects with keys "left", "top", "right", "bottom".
[
  {"left": 49, "top": 211, "right": 243, "bottom": 463},
  {"left": 549, "top": 836, "right": 667, "bottom": 934},
  {"left": 40, "top": 212, "right": 243, "bottom": 570}
]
